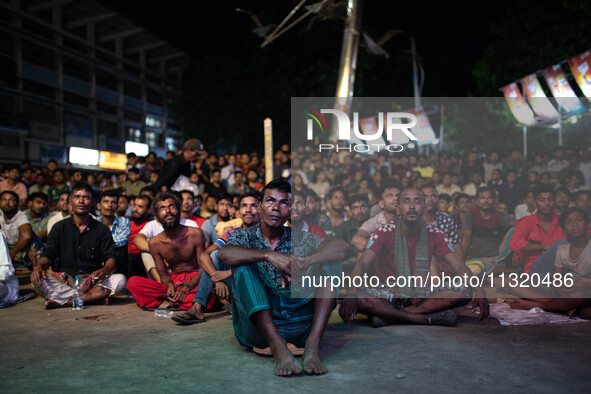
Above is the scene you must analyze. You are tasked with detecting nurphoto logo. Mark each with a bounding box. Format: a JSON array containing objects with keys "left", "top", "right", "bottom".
[{"left": 304, "top": 108, "right": 418, "bottom": 153}]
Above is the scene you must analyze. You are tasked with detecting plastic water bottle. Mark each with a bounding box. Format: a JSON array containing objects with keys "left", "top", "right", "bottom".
[
  {"left": 72, "top": 275, "right": 84, "bottom": 310},
  {"left": 154, "top": 309, "right": 174, "bottom": 318}
]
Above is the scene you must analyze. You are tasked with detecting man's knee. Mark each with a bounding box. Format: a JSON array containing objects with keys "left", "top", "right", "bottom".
[
  {"left": 126, "top": 275, "right": 145, "bottom": 293},
  {"left": 102, "top": 274, "right": 127, "bottom": 295},
  {"left": 232, "top": 265, "right": 260, "bottom": 286},
  {"left": 428, "top": 291, "right": 470, "bottom": 308},
  {"left": 356, "top": 294, "right": 379, "bottom": 312}
]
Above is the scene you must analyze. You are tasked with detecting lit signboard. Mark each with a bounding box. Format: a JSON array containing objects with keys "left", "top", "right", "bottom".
[
  {"left": 125, "top": 141, "right": 149, "bottom": 156},
  {"left": 567, "top": 49, "right": 591, "bottom": 99},
  {"left": 502, "top": 83, "right": 536, "bottom": 125},
  {"left": 69, "top": 147, "right": 99, "bottom": 166},
  {"left": 520, "top": 73, "right": 558, "bottom": 119},
  {"left": 99, "top": 151, "right": 127, "bottom": 171},
  {"left": 542, "top": 64, "right": 585, "bottom": 114}
]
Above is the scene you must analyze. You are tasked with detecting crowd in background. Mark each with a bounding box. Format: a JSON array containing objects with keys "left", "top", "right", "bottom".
[{"left": 1, "top": 143, "right": 590, "bottom": 276}]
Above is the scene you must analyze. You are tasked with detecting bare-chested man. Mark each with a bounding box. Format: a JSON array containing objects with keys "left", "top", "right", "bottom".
[
  {"left": 127, "top": 191, "right": 205, "bottom": 310},
  {"left": 172, "top": 191, "right": 261, "bottom": 324}
]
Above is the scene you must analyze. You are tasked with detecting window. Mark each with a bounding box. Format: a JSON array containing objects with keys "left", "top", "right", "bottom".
[
  {"left": 63, "top": 56, "right": 90, "bottom": 81},
  {"left": 123, "top": 80, "right": 141, "bottom": 99},
  {"left": 24, "top": 100, "right": 56, "bottom": 123},
  {"left": 23, "top": 79, "right": 56, "bottom": 99},
  {"left": 22, "top": 40, "right": 56, "bottom": 69},
  {"left": 63, "top": 91, "right": 89, "bottom": 108},
  {"left": 96, "top": 69, "right": 119, "bottom": 91}
]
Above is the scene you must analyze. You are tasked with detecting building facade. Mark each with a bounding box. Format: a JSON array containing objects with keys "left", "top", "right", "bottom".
[{"left": 0, "top": 0, "right": 188, "bottom": 165}]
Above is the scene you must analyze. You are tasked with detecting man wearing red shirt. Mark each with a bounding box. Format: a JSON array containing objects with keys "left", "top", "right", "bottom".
[
  {"left": 510, "top": 184, "right": 566, "bottom": 274},
  {"left": 290, "top": 191, "right": 327, "bottom": 239},
  {"left": 180, "top": 190, "right": 206, "bottom": 228},
  {"left": 340, "top": 188, "right": 489, "bottom": 328},
  {"left": 128, "top": 195, "right": 152, "bottom": 277}
]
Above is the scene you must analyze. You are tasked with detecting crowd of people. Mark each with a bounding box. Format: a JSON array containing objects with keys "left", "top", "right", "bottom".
[{"left": 1, "top": 138, "right": 590, "bottom": 376}]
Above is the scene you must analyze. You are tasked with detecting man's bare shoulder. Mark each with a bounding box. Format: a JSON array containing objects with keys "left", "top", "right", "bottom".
[
  {"left": 149, "top": 231, "right": 168, "bottom": 248},
  {"left": 186, "top": 226, "right": 205, "bottom": 239}
]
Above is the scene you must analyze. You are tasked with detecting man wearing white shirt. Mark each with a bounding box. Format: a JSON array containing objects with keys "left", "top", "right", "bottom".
[
  {"left": 436, "top": 173, "right": 461, "bottom": 196},
  {"left": 0, "top": 231, "right": 19, "bottom": 304},
  {"left": 46, "top": 191, "right": 70, "bottom": 236}
]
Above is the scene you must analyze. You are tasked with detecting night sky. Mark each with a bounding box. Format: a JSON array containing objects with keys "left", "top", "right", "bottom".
[
  {"left": 100, "top": 0, "right": 508, "bottom": 97},
  {"left": 98, "top": 1, "right": 560, "bottom": 152}
]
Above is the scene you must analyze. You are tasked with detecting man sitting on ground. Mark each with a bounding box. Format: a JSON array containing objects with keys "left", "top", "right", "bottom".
[
  {"left": 289, "top": 190, "right": 326, "bottom": 238},
  {"left": 0, "top": 231, "right": 19, "bottom": 305},
  {"left": 510, "top": 184, "right": 566, "bottom": 274},
  {"left": 24, "top": 192, "right": 50, "bottom": 241},
  {"left": 133, "top": 198, "right": 198, "bottom": 282},
  {"left": 421, "top": 184, "right": 463, "bottom": 260},
  {"left": 127, "top": 195, "right": 152, "bottom": 277},
  {"left": 460, "top": 186, "right": 518, "bottom": 259},
  {"left": 325, "top": 187, "right": 348, "bottom": 235},
  {"left": 351, "top": 183, "right": 400, "bottom": 253},
  {"left": 180, "top": 190, "right": 206, "bottom": 228},
  {"left": 335, "top": 194, "right": 370, "bottom": 264},
  {"left": 509, "top": 207, "right": 591, "bottom": 319},
  {"left": 0, "top": 191, "right": 33, "bottom": 271},
  {"left": 127, "top": 191, "right": 205, "bottom": 311},
  {"left": 172, "top": 192, "right": 261, "bottom": 324},
  {"left": 30, "top": 183, "right": 126, "bottom": 309},
  {"left": 303, "top": 189, "right": 333, "bottom": 238},
  {"left": 217, "top": 180, "right": 347, "bottom": 376},
  {"left": 339, "top": 188, "right": 489, "bottom": 328},
  {"left": 201, "top": 193, "right": 233, "bottom": 246},
  {"left": 96, "top": 190, "right": 131, "bottom": 277},
  {"left": 47, "top": 191, "right": 70, "bottom": 235}
]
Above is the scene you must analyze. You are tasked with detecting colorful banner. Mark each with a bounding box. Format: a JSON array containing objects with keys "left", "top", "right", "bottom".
[
  {"left": 409, "top": 107, "right": 437, "bottom": 145},
  {"left": 358, "top": 116, "right": 388, "bottom": 145},
  {"left": 502, "top": 83, "right": 536, "bottom": 125},
  {"left": 541, "top": 64, "right": 586, "bottom": 114},
  {"left": 567, "top": 49, "right": 591, "bottom": 99},
  {"left": 383, "top": 113, "right": 411, "bottom": 145},
  {"left": 520, "top": 73, "right": 558, "bottom": 119}
]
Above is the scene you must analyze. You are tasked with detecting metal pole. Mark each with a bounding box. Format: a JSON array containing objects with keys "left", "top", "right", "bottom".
[
  {"left": 523, "top": 126, "right": 527, "bottom": 160},
  {"left": 264, "top": 118, "right": 273, "bottom": 184},
  {"left": 331, "top": 0, "right": 362, "bottom": 141},
  {"left": 412, "top": 37, "right": 423, "bottom": 155},
  {"left": 558, "top": 117, "right": 563, "bottom": 147},
  {"left": 439, "top": 104, "right": 444, "bottom": 149},
  {"left": 411, "top": 37, "right": 421, "bottom": 109}
]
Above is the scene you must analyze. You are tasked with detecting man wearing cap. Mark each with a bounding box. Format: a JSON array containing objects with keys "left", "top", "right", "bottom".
[{"left": 153, "top": 139, "right": 206, "bottom": 192}]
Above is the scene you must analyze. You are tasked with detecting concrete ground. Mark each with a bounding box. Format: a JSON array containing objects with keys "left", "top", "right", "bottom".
[{"left": 1, "top": 287, "right": 590, "bottom": 394}]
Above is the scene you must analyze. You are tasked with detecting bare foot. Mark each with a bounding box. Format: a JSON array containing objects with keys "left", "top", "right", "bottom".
[
  {"left": 302, "top": 345, "right": 327, "bottom": 375},
  {"left": 45, "top": 300, "right": 65, "bottom": 310},
  {"left": 159, "top": 300, "right": 172, "bottom": 309},
  {"left": 186, "top": 303, "right": 205, "bottom": 320},
  {"left": 273, "top": 347, "right": 302, "bottom": 377},
  {"left": 508, "top": 298, "right": 538, "bottom": 310}
]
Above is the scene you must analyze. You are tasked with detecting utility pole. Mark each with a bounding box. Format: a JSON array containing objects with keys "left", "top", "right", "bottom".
[{"left": 330, "top": 0, "right": 362, "bottom": 141}]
